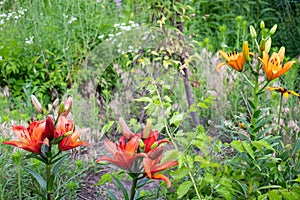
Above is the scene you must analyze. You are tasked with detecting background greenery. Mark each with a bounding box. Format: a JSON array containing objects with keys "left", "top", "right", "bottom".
[{"left": 0, "top": 0, "right": 299, "bottom": 199}]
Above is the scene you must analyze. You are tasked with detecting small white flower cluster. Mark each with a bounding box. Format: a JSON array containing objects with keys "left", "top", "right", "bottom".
[
  {"left": 63, "top": 14, "right": 78, "bottom": 24},
  {"left": 98, "top": 21, "right": 140, "bottom": 40},
  {"left": 0, "top": 6, "right": 27, "bottom": 24},
  {"left": 25, "top": 36, "right": 34, "bottom": 44}
]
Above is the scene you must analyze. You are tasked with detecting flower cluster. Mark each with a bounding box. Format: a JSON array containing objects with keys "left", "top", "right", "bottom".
[
  {"left": 3, "top": 96, "right": 90, "bottom": 154},
  {"left": 96, "top": 118, "right": 178, "bottom": 188}
]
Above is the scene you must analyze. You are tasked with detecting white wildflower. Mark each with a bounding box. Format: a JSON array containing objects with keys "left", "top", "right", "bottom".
[
  {"left": 68, "top": 16, "right": 77, "bottom": 24},
  {"left": 25, "top": 36, "right": 34, "bottom": 44}
]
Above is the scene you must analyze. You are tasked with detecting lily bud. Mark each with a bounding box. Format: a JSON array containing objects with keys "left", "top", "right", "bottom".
[
  {"left": 264, "top": 38, "right": 272, "bottom": 53},
  {"left": 249, "top": 25, "right": 257, "bottom": 38},
  {"left": 259, "top": 39, "right": 266, "bottom": 52},
  {"left": 138, "top": 139, "right": 145, "bottom": 149},
  {"left": 242, "top": 41, "right": 250, "bottom": 62},
  {"left": 260, "top": 21, "right": 265, "bottom": 29},
  {"left": 52, "top": 98, "right": 59, "bottom": 108},
  {"left": 270, "top": 24, "right": 277, "bottom": 36},
  {"left": 63, "top": 97, "right": 72, "bottom": 116},
  {"left": 148, "top": 146, "right": 164, "bottom": 160},
  {"left": 31, "top": 95, "right": 43, "bottom": 114},
  {"left": 58, "top": 102, "right": 65, "bottom": 115},
  {"left": 119, "top": 117, "right": 134, "bottom": 140},
  {"left": 142, "top": 120, "right": 152, "bottom": 139},
  {"left": 45, "top": 115, "right": 54, "bottom": 141}
]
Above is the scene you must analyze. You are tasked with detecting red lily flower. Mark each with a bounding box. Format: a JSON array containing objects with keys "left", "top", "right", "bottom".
[
  {"left": 3, "top": 120, "right": 48, "bottom": 154},
  {"left": 143, "top": 147, "right": 178, "bottom": 188},
  {"left": 96, "top": 136, "right": 146, "bottom": 171},
  {"left": 44, "top": 115, "right": 55, "bottom": 141},
  {"left": 143, "top": 129, "right": 170, "bottom": 153}
]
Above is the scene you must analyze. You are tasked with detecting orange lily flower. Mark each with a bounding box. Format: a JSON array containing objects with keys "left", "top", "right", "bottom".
[
  {"left": 54, "top": 116, "right": 75, "bottom": 138},
  {"left": 217, "top": 42, "right": 252, "bottom": 72},
  {"left": 3, "top": 120, "right": 48, "bottom": 154},
  {"left": 267, "top": 86, "right": 300, "bottom": 98},
  {"left": 96, "top": 136, "right": 146, "bottom": 171},
  {"left": 55, "top": 116, "right": 90, "bottom": 151},
  {"left": 58, "top": 130, "right": 90, "bottom": 151},
  {"left": 259, "top": 47, "right": 295, "bottom": 81},
  {"left": 119, "top": 118, "right": 170, "bottom": 153},
  {"left": 143, "top": 147, "right": 178, "bottom": 188}
]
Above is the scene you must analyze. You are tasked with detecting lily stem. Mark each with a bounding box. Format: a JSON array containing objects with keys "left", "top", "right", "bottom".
[
  {"left": 130, "top": 177, "right": 138, "bottom": 200},
  {"left": 47, "top": 163, "right": 51, "bottom": 200},
  {"left": 17, "top": 154, "right": 22, "bottom": 200},
  {"left": 276, "top": 93, "right": 283, "bottom": 146}
]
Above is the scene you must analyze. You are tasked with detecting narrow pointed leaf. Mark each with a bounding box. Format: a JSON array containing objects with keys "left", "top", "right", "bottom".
[
  {"left": 107, "top": 190, "right": 119, "bottom": 200},
  {"left": 52, "top": 156, "right": 67, "bottom": 175},
  {"left": 111, "top": 174, "right": 129, "bottom": 200},
  {"left": 24, "top": 167, "right": 46, "bottom": 191}
]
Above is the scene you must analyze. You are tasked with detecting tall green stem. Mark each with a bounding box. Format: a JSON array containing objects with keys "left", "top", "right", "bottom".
[
  {"left": 17, "top": 159, "right": 22, "bottom": 200},
  {"left": 276, "top": 93, "right": 283, "bottom": 137},
  {"left": 130, "top": 177, "right": 138, "bottom": 200},
  {"left": 47, "top": 164, "right": 51, "bottom": 200},
  {"left": 251, "top": 64, "right": 260, "bottom": 140}
]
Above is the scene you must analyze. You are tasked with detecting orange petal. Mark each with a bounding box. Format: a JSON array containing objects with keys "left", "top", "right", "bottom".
[
  {"left": 275, "top": 61, "right": 295, "bottom": 78},
  {"left": 217, "top": 62, "right": 227, "bottom": 71},
  {"left": 151, "top": 173, "right": 172, "bottom": 188},
  {"left": 151, "top": 161, "right": 178, "bottom": 174},
  {"left": 219, "top": 50, "right": 229, "bottom": 60}
]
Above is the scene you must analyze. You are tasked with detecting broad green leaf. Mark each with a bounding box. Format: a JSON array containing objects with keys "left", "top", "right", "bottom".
[
  {"left": 252, "top": 140, "right": 275, "bottom": 152},
  {"left": 170, "top": 166, "right": 191, "bottom": 180},
  {"left": 135, "top": 97, "right": 153, "bottom": 103},
  {"left": 24, "top": 167, "right": 46, "bottom": 191},
  {"left": 280, "top": 190, "right": 298, "bottom": 200},
  {"left": 242, "top": 142, "right": 255, "bottom": 160},
  {"left": 231, "top": 140, "right": 245, "bottom": 153},
  {"left": 97, "top": 173, "right": 113, "bottom": 185},
  {"left": 161, "top": 149, "right": 180, "bottom": 163},
  {"left": 186, "top": 155, "right": 193, "bottom": 169},
  {"left": 268, "top": 190, "right": 282, "bottom": 200},
  {"left": 177, "top": 181, "right": 193, "bottom": 198},
  {"left": 100, "top": 121, "right": 114, "bottom": 137},
  {"left": 169, "top": 113, "right": 184, "bottom": 126},
  {"left": 197, "top": 102, "right": 209, "bottom": 109}
]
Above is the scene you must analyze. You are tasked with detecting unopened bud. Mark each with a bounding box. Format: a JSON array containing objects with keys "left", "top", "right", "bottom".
[
  {"left": 58, "top": 102, "right": 65, "bottom": 115},
  {"left": 142, "top": 120, "right": 152, "bottom": 139},
  {"left": 270, "top": 24, "right": 277, "bottom": 35},
  {"left": 62, "top": 97, "right": 72, "bottom": 116},
  {"left": 235, "top": 15, "right": 243, "bottom": 23},
  {"left": 242, "top": 41, "right": 250, "bottom": 62},
  {"left": 260, "top": 21, "right": 265, "bottom": 29},
  {"left": 52, "top": 98, "right": 59, "bottom": 107},
  {"left": 31, "top": 95, "right": 43, "bottom": 114},
  {"left": 249, "top": 25, "right": 257, "bottom": 38},
  {"left": 119, "top": 117, "right": 134, "bottom": 140},
  {"left": 148, "top": 146, "right": 164, "bottom": 160},
  {"left": 138, "top": 139, "right": 144, "bottom": 149},
  {"left": 264, "top": 38, "right": 272, "bottom": 53},
  {"left": 259, "top": 39, "right": 266, "bottom": 52}
]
